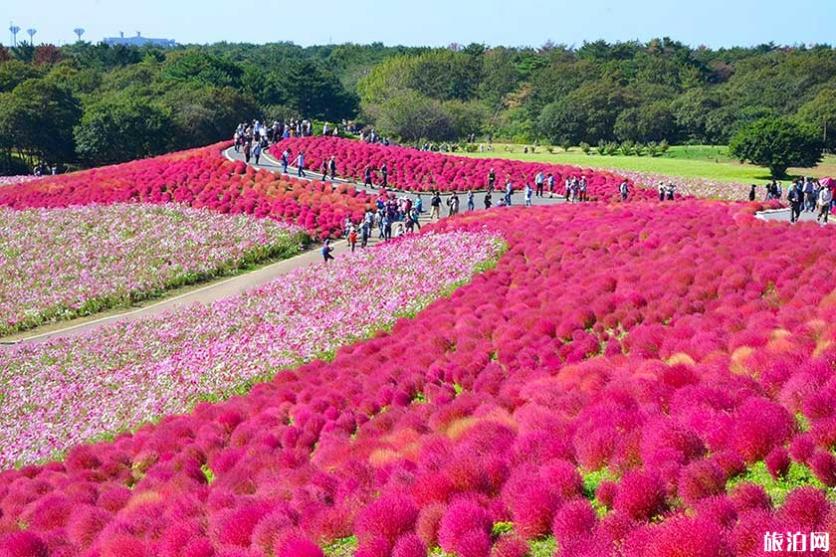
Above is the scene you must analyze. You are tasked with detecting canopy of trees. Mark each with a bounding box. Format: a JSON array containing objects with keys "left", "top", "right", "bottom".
[{"left": 0, "top": 38, "right": 833, "bottom": 173}]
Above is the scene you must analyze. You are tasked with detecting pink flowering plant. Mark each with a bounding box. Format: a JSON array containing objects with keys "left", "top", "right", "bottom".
[
  {"left": 0, "top": 230, "right": 503, "bottom": 468},
  {"left": 271, "top": 136, "right": 657, "bottom": 201},
  {"left": 0, "top": 204, "right": 306, "bottom": 336}
]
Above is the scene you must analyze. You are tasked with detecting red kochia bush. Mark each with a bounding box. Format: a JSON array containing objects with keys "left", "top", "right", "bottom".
[
  {"left": 0, "top": 142, "right": 371, "bottom": 239},
  {"left": 271, "top": 136, "right": 656, "bottom": 201},
  {"left": 0, "top": 201, "right": 834, "bottom": 555},
  {"left": 613, "top": 471, "right": 667, "bottom": 521}
]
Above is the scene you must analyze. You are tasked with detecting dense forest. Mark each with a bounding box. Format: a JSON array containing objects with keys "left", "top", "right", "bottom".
[{"left": 0, "top": 38, "right": 833, "bottom": 173}]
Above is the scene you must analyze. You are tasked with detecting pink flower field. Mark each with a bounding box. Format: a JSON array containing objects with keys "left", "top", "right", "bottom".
[
  {"left": 270, "top": 137, "right": 658, "bottom": 201},
  {"left": 0, "top": 143, "right": 373, "bottom": 240},
  {"left": 0, "top": 204, "right": 306, "bottom": 336},
  {"left": 0, "top": 230, "right": 502, "bottom": 468},
  {"left": 0, "top": 196, "right": 833, "bottom": 556}
]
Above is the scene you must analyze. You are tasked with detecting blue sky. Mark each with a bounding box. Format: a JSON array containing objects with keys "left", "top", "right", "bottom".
[{"left": 2, "top": 0, "right": 834, "bottom": 48}]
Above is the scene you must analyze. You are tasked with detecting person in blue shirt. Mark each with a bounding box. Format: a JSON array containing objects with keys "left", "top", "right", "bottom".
[{"left": 321, "top": 239, "right": 334, "bottom": 263}]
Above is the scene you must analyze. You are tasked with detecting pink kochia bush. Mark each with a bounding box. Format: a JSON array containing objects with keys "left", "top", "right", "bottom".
[
  {"left": 271, "top": 136, "right": 658, "bottom": 201},
  {"left": 0, "top": 143, "right": 372, "bottom": 239},
  {"left": 0, "top": 200, "right": 835, "bottom": 556}
]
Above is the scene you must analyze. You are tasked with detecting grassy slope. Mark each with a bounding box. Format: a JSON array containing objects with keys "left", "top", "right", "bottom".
[{"left": 457, "top": 145, "right": 836, "bottom": 184}]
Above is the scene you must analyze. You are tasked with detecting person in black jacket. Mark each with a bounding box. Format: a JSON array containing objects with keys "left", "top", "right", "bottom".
[{"left": 788, "top": 182, "right": 803, "bottom": 223}]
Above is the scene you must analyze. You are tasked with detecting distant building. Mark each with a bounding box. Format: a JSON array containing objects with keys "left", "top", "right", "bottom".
[{"left": 103, "top": 31, "right": 176, "bottom": 48}]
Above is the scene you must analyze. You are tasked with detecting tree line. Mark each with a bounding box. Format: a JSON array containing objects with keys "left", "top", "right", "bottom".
[{"left": 0, "top": 38, "right": 833, "bottom": 174}]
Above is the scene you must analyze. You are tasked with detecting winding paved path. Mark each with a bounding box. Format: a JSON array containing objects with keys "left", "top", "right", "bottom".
[
  {"left": 224, "top": 146, "right": 567, "bottom": 210},
  {"left": 755, "top": 207, "right": 834, "bottom": 225}
]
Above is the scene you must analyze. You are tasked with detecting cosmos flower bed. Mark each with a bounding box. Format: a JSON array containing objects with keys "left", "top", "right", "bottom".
[
  {"left": 0, "top": 144, "right": 372, "bottom": 239},
  {"left": 0, "top": 202, "right": 834, "bottom": 557},
  {"left": 271, "top": 136, "right": 656, "bottom": 201},
  {"left": 0, "top": 204, "right": 305, "bottom": 336},
  {"left": 615, "top": 169, "right": 753, "bottom": 201},
  {"left": 0, "top": 176, "right": 39, "bottom": 187},
  {"left": 0, "top": 230, "right": 502, "bottom": 469}
]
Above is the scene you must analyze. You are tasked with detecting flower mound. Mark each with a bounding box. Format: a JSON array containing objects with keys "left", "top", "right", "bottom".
[
  {"left": 271, "top": 136, "right": 655, "bottom": 201},
  {"left": 0, "top": 200, "right": 834, "bottom": 556},
  {"left": 0, "top": 143, "right": 372, "bottom": 240}
]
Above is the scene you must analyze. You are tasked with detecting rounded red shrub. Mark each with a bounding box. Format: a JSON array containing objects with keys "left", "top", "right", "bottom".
[
  {"left": 66, "top": 505, "right": 112, "bottom": 548},
  {"left": 764, "top": 446, "right": 791, "bottom": 480},
  {"left": 0, "top": 532, "right": 48, "bottom": 557},
  {"left": 613, "top": 470, "right": 667, "bottom": 521},
  {"left": 777, "top": 487, "right": 830, "bottom": 529},
  {"left": 552, "top": 499, "right": 597, "bottom": 542},
  {"left": 208, "top": 503, "right": 271, "bottom": 547},
  {"left": 392, "top": 533, "right": 426, "bottom": 557},
  {"left": 490, "top": 534, "right": 529, "bottom": 557},
  {"left": 595, "top": 480, "right": 617, "bottom": 509},
  {"left": 732, "top": 398, "right": 794, "bottom": 463},
  {"left": 636, "top": 515, "right": 726, "bottom": 557},
  {"left": 677, "top": 459, "right": 726, "bottom": 506},
  {"left": 729, "top": 483, "right": 772, "bottom": 512},
  {"left": 809, "top": 450, "right": 836, "bottom": 487},
  {"left": 789, "top": 433, "right": 816, "bottom": 463},
  {"left": 415, "top": 503, "right": 446, "bottom": 547},
  {"left": 274, "top": 530, "right": 324, "bottom": 557},
  {"left": 354, "top": 493, "right": 418, "bottom": 548},
  {"left": 437, "top": 499, "right": 491, "bottom": 555}
]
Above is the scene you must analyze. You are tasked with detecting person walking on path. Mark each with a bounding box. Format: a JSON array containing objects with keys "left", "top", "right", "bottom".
[
  {"left": 252, "top": 142, "right": 262, "bottom": 165},
  {"left": 817, "top": 186, "right": 832, "bottom": 223},
  {"left": 383, "top": 214, "right": 392, "bottom": 241},
  {"left": 430, "top": 191, "right": 442, "bottom": 220},
  {"left": 243, "top": 141, "right": 252, "bottom": 164},
  {"left": 348, "top": 227, "right": 358, "bottom": 252},
  {"left": 281, "top": 149, "right": 290, "bottom": 173},
  {"left": 329, "top": 156, "right": 337, "bottom": 180},
  {"left": 535, "top": 172, "right": 545, "bottom": 197},
  {"left": 547, "top": 173, "right": 555, "bottom": 198},
  {"left": 788, "top": 183, "right": 803, "bottom": 223},
  {"left": 524, "top": 184, "right": 533, "bottom": 206},
  {"left": 484, "top": 190, "right": 492, "bottom": 209},
  {"left": 504, "top": 179, "right": 513, "bottom": 206},
  {"left": 321, "top": 239, "right": 335, "bottom": 263},
  {"left": 296, "top": 152, "right": 306, "bottom": 178},
  {"left": 749, "top": 184, "right": 756, "bottom": 201},
  {"left": 466, "top": 190, "right": 475, "bottom": 211},
  {"left": 411, "top": 207, "right": 421, "bottom": 231},
  {"left": 381, "top": 163, "right": 389, "bottom": 189},
  {"left": 364, "top": 166, "right": 373, "bottom": 188},
  {"left": 804, "top": 178, "right": 815, "bottom": 212},
  {"left": 447, "top": 192, "right": 460, "bottom": 216}
]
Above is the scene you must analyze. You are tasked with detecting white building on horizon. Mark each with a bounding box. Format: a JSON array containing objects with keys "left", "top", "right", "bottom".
[{"left": 103, "top": 31, "right": 176, "bottom": 48}]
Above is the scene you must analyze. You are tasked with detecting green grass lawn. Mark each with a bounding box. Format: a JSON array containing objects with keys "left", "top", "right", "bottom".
[{"left": 457, "top": 144, "right": 835, "bottom": 185}]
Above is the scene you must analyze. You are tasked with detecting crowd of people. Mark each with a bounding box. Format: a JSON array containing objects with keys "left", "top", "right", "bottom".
[{"left": 747, "top": 177, "right": 835, "bottom": 224}]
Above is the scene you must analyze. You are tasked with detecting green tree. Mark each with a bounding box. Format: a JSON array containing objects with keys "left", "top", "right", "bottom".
[
  {"left": 538, "top": 100, "right": 584, "bottom": 145},
  {"left": 375, "top": 91, "right": 454, "bottom": 141},
  {"left": 74, "top": 93, "right": 169, "bottom": 164},
  {"left": 160, "top": 50, "right": 244, "bottom": 88},
  {"left": 729, "top": 117, "right": 823, "bottom": 178},
  {"left": 0, "top": 78, "right": 81, "bottom": 165},
  {"left": 161, "top": 85, "right": 260, "bottom": 150},
  {"left": 277, "top": 59, "right": 357, "bottom": 120},
  {"left": 0, "top": 60, "right": 43, "bottom": 92},
  {"left": 796, "top": 88, "right": 836, "bottom": 151}
]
